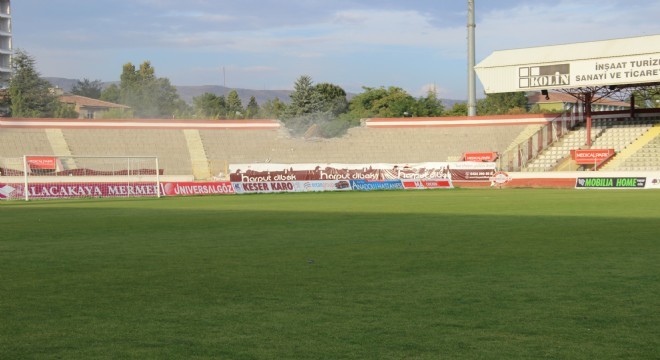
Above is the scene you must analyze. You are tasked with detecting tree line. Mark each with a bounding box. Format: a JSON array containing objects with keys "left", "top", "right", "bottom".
[{"left": 4, "top": 50, "right": 659, "bottom": 138}]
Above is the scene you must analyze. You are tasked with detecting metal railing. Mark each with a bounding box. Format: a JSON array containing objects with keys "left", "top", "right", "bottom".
[{"left": 498, "top": 104, "right": 583, "bottom": 172}]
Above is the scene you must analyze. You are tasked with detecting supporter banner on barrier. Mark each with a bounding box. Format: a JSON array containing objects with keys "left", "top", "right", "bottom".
[
  {"left": 229, "top": 162, "right": 494, "bottom": 182},
  {"left": 575, "top": 177, "right": 646, "bottom": 188},
  {"left": 161, "top": 181, "right": 234, "bottom": 196}
]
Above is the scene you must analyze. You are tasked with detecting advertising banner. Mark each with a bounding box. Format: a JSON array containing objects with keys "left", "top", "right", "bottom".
[
  {"left": 401, "top": 179, "right": 453, "bottom": 189},
  {"left": 0, "top": 183, "right": 19, "bottom": 199},
  {"left": 0, "top": 182, "right": 159, "bottom": 199},
  {"left": 160, "top": 181, "right": 234, "bottom": 196},
  {"left": 232, "top": 181, "right": 298, "bottom": 194},
  {"left": 463, "top": 152, "right": 498, "bottom": 162},
  {"left": 571, "top": 149, "right": 615, "bottom": 165},
  {"left": 298, "top": 180, "right": 352, "bottom": 192},
  {"left": 350, "top": 180, "right": 404, "bottom": 191},
  {"left": 448, "top": 162, "right": 497, "bottom": 182},
  {"left": 647, "top": 177, "right": 660, "bottom": 189},
  {"left": 231, "top": 180, "right": 353, "bottom": 194},
  {"left": 26, "top": 156, "right": 57, "bottom": 170},
  {"left": 575, "top": 177, "right": 646, "bottom": 189}
]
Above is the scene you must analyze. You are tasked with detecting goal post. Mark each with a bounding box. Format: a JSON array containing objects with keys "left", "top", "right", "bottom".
[{"left": 19, "top": 155, "right": 161, "bottom": 201}]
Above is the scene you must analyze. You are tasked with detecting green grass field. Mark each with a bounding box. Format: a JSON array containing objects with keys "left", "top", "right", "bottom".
[{"left": 1, "top": 189, "right": 659, "bottom": 359}]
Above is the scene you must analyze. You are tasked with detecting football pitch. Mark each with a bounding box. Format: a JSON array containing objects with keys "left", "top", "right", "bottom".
[{"left": 1, "top": 189, "right": 659, "bottom": 359}]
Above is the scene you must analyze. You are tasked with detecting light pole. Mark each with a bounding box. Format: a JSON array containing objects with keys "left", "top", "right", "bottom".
[{"left": 467, "top": 0, "right": 477, "bottom": 116}]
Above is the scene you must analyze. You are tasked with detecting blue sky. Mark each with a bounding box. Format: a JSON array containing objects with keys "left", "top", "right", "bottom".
[{"left": 12, "top": 0, "right": 660, "bottom": 100}]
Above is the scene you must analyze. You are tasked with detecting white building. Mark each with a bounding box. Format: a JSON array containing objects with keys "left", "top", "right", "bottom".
[{"left": 0, "top": 0, "right": 10, "bottom": 88}]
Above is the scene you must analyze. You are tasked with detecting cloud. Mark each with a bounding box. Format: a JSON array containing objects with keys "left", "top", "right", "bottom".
[{"left": 476, "top": 1, "right": 660, "bottom": 59}]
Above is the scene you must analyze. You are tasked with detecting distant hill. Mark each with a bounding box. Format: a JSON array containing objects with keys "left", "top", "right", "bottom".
[
  {"left": 45, "top": 77, "right": 293, "bottom": 105},
  {"left": 44, "top": 77, "right": 463, "bottom": 109},
  {"left": 176, "top": 85, "right": 293, "bottom": 105}
]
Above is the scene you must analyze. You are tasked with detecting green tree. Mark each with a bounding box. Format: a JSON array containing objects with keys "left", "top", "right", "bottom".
[
  {"left": 193, "top": 92, "right": 226, "bottom": 119},
  {"left": 115, "top": 61, "right": 186, "bottom": 118},
  {"left": 52, "top": 103, "right": 79, "bottom": 119},
  {"left": 287, "top": 75, "right": 322, "bottom": 117},
  {"left": 416, "top": 89, "right": 444, "bottom": 116},
  {"left": 259, "top": 98, "right": 287, "bottom": 119},
  {"left": 226, "top": 90, "right": 244, "bottom": 118},
  {"left": 346, "top": 86, "right": 418, "bottom": 118},
  {"left": 347, "top": 86, "right": 390, "bottom": 118},
  {"left": 98, "top": 107, "right": 134, "bottom": 119},
  {"left": 365, "top": 87, "right": 417, "bottom": 118},
  {"left": 245, "top": 96, "right": 259, "bottom": 119},
  {"left": 100, "top": 83, "right": 120, "bottom": 103},
  {"left": 71, "top": 78, "right": 103, "bottom": 99},
  {"left": 315, "top": 82, "right": 348, "bottom": 115},
  {"left": 8, "top": 50, "right": 60, "bottom": 117},
  {"left": 631, "top": 86, "right": 660, "bottom": 108},
  {"left": 477, "top": 92, "right": 528, "bottom": 115},
  {"left": 444, "top": 102, "right": 468, "bottom": 116}
]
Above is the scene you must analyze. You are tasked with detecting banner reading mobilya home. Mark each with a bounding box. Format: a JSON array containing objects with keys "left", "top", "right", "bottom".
[{"left": 575, "top": 177, "right": 646, "bottom": 189}]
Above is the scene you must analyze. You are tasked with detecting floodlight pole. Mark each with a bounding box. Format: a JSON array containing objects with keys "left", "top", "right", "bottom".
[{"left": 467, "top": 0, "right": 477, "bottom": 116}]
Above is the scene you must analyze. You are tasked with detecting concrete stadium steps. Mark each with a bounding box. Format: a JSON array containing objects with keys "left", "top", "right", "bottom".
[
  {"left": 61, "top": 129, "right": 193, "bottom": 175},
  {"left": 523, "top": 117, "right": 660, "bottom": 172},
  {"left": 202, "top": 125, "right": 527, "bottom": 170},
  {"left": 524, "top": 128, "right": 598, "bottom": 172},
  {"left": 606, "top": 126, "right": 660, "bottom": 171},
  {"left": 183, "top": 129, "right": 212, "bottom": 180},
  {"left": 45, "top": 129, "right": 77, "bottom": 169},
  {"left": 503, "top": 124, "right": 544, "bottom": 153}
]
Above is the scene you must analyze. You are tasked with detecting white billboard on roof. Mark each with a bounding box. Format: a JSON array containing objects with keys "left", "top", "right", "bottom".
[{"left": 475, "top": 35, "right": 660, "bottom": 94}]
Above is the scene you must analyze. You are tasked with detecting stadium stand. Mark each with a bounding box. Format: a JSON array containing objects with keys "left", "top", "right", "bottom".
[
  {"left": 61, "top": 129, "right": 193, "bottom": 176},
  {"left": 2, "top": 114, "right": 659, "bottom": 180},
  {"left": 201, "top": 124, "right": 528, "bottom": 177}
]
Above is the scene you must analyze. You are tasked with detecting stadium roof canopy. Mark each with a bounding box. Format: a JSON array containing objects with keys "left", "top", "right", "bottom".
[{"left": 475, "top": 34, "right": 660, "bottom": 94}]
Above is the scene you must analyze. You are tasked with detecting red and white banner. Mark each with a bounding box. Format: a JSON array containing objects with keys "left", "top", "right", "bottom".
[
  {"left": 160, "top": 181, "right": 234, "bottom": 196},
  {"left": 463, "top": 152, "right": 498, "bottom": 162},
  {"left": 401, "top": 179, "right": 453, "bottom": 189},
  {"left": 0, "top": 181, "right": 235, "bottom": 199},
  {"left": 229, "top": 162, "right": 494, "bottom": 183},
  {"left": 0, "top": 182, "right": 159, "bottom": 199},
  {"left": 26, "top": 156, "right": 57, "bottom": 170},
  {"left": 571, "top": 149, "right": 615, "bottom": 165}
]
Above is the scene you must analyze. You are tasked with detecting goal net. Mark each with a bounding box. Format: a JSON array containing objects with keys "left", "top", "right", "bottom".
[{"left": 3, "top": 156, "right": 161, "bottom": 201}]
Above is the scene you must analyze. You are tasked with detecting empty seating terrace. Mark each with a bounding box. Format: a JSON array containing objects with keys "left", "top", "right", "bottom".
[
  {"left": 62, "top": 129, "right": 193, "bottom": 176},
  {"left": 16, "top": 117, "right": 660, "bottom": 177},
  {"left": 524, "top": 116, "right": 660, "bottom": 172},
  {"left": 201, "top": 123, "right": 529, "bottom": 168}
]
